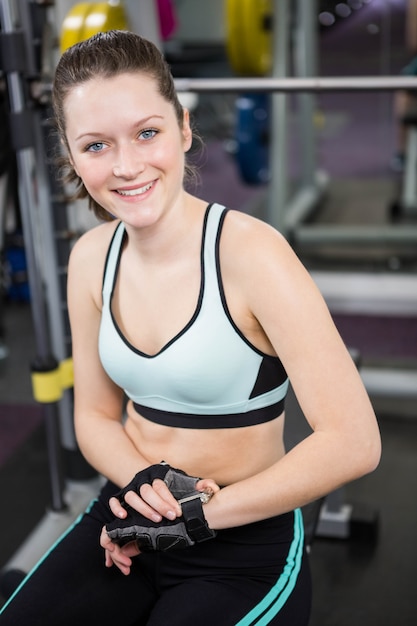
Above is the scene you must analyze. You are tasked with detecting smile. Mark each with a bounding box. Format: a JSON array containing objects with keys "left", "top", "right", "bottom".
[{"left": 116, "top": 181, "right": 154, "bottom": 196}]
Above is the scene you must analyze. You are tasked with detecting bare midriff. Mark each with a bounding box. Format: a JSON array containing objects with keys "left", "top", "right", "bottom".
[{"left": 124, "top": 400, "right": 286, "bottom": 486}]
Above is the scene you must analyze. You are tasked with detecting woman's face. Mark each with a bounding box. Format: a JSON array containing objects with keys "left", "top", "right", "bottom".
[{"left": 64, "top": 72, "right": 192, "bottom": 228}]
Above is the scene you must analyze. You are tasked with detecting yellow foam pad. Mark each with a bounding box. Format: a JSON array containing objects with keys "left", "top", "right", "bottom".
[
  {"left": 31, "top": 357, "right": 74, "bottom": 403},
  {"left": 59, "top": 357, "right": 74, "bottom": 390},
  {"left": 60, "top": 1, "right": 128, "bottom": 54},
  {"left": 32, "top": 368, "right": 62, "bottom": 403}
]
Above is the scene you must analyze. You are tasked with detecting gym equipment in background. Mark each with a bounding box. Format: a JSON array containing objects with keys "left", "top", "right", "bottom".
[
  {"left": 60, "top": 0, "right": 177, "bottom": 54},
  {"left": 390, "top": 109, "right": 417, "bottom": 221},
  {"left": 235, "top": 93, "right": 271, "bottom": 185},
  {"left": 226, "top": 0, "right": 272, "bottom": 77},
  {"left": 0, "top": 0, "right": 100, "bottom": 591},
  {"left": 60, "top": 1, "right": 127, "bottom": 53},
  {"left": 156, "top": 0, "right": 177, "bottom": 41},
  {"left": 226, "top": 0, "right": 273, "bottom": 184}
]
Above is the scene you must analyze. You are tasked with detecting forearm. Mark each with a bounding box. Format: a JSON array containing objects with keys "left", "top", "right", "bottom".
[
  {"left": 204, "top": 428, "right": 380, "bottom": 531},
  {"left": 75, "top": 413, "right": 151, "bottom": 487}
]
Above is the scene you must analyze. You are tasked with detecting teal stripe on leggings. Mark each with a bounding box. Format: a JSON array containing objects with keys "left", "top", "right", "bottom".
[
  {"left": 235, "top": 508, "right": 304, "bottom": 626},
  {"left": 0, "top": 498, "right": 98, "bottom": 615}
]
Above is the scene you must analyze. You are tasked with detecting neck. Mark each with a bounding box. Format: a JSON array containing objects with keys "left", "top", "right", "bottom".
[{"left": 123, "top": 193, "right": 207, "bottom": 265}]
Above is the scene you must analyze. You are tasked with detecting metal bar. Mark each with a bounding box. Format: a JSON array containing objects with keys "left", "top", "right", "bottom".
[
  {"left": 283, "top": 172, "right": 329, "bottom": 231},
  {"left": 295, "top": 0, "right": 318, "bottom": 189},
  {"left": 39, "top": 75, "right": 417, "bottom": 100},
  {"left": 293, "top": 224, "right": 417, "bottom": 245},
  {"left": 174, "top": 75, "right": 417, "bottom": 93},
  {"left": 124, "top": 0, "right": 162, "bottom": 49},
  {"left": 402, "top": 127, "right": 417, "bottom": 213},
  {"left": 310, "top": 270, "right": 417, "bottom": 316},
  {"left": 266, "top": 0, "right": 290, "bottom": 232},
  {"left": 361, "top": 367, "right": 417, "bottom": 400}
]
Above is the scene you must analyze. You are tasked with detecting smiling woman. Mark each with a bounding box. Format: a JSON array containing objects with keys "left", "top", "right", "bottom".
[
  {"left": 53, "top": 30, "right": 189, "bottom": 223},
  {"left": 62, "top": 72, "right": 192, "bottom": 229},
  {"left": 0, "top": 30, "right": 381, "bottom": 626}
]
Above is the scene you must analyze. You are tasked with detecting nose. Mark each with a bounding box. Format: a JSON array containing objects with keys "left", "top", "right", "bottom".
[{"left": 113, "top": 144, "right": 144, "bottom": 179}]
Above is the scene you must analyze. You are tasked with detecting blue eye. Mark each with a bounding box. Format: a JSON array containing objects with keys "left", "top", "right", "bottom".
[
  {"left": 139, "top": 128, "right": 158, "bottom": 140},
  {"left": 86, "top": 142, "right": 105, "bottom": 153}
]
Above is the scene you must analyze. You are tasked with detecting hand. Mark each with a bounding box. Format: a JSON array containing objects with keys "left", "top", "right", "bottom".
[
  {"left": 109, "top": 476, "right": 181, "bottom": 525},
  {"left": 100, "top": 525, "right": 139, "bottom": 576},
  {"left": 103, "top": 463, "right": 220, "bottom": 574},
  {"left": 106, "top": 507, "right": 198, "bottom": 551},
  {"left": 108, "top": 462, "right": 219, "bottom": 524}
]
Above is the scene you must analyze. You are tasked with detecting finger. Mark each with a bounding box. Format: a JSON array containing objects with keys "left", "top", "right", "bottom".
[
  {"left": 123, "top": 489, "right": 163, "bottom": 522},
  {"left": 101, "top": 526, "right": 134, "bottom": 575},
  {"left": 120, "top": 541, "right": 141, "bottom": 558},
  {"left": 100, "top": 526, "right": 114, "bottom": 551},
  {"left": 196, "top": 478, "right": 221, "bottom": 495},
  {"left": 107, "top": 550, "right": 132, "bottom": 576},
  {"left": 104, "top": 550, "right": 114, "bottom": 568},
  {"left": 113, "top": 550, "right": 132, "bottom": 570},
  {"left": 104, "top": 541, "right": 133, "bottom": 575},
  {"left": 109, "top": 496, "right": 128, "bottom": 519},
  {"left": 124, "top": 483, "right": 179, "bottom": 521},
  {"left": 152, "top": 478, "right": 183, "bottom": 514}
]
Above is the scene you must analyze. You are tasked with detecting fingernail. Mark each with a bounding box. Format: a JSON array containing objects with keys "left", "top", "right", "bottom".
[
  {"left": 167, "top": 510, "right": 176, "bottom": 520},
  {"left": 152, "top": 513, "right": 162, "bottom": 522}
]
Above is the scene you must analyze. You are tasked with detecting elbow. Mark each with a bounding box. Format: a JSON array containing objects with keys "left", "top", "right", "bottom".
[
  {"left": 355, "top": 430, "right": 382, "bottom": 477},
  {"left": 364, "top": 443, "right": 381, "bottom": 476},
  {"left": 371, "top": 433, "right": 382, "bottom": 471}
]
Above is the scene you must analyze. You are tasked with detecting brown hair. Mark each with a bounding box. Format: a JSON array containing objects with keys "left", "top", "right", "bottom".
[{"left": 52, "top": 30, "right": 193, "bottom": 221}]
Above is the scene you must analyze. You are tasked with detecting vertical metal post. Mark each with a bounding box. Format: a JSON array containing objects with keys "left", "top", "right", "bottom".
[
  {"left": 32, "top": 113, "right": 80, "bottom": 457},
  {"left": 267, "top": 0, "right": 291, "bottom": 233},
  {"left": 294, "top": 0, "right": 318, "bottom": 189},
  {"left": 124, "top": 0, "right": 162, "bottom": 49}
]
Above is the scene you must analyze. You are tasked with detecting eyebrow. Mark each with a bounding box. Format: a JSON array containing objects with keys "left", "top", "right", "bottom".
[{"left": 74, "top": 115, "right": 165, "bottom": 142}]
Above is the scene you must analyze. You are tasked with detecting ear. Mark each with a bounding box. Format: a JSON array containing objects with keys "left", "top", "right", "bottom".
[
  {"left": 61, "top": 138, "right": 80, "bottom": 177},
  {"left": 182, "top": 108, "right": 193, "bottom": 152},
  {"left": 68, "top": 153, "right": 80, "bottom": 178}
]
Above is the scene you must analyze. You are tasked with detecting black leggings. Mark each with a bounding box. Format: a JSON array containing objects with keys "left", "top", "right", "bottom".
[{"left": 0, "top": 481, "right": 311, "bottom": 625}]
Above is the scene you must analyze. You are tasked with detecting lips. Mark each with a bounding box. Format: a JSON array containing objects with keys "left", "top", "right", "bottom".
[{"left": 116, "top": 181, "right": 154, "bottom": 196}]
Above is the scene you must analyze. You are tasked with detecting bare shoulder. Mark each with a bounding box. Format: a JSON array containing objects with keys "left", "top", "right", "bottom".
[
  {"left": 69, "top": 220, "right": 120, "bottom": 265},
  {"left": 68, "top": 220, "right": 121, "bottom": 305},
  {"left": 220, "top": 209, "right": 326, "bottom": 327},
  {"left": 221, "top": 209, "right": 304, "bottom": 279}
]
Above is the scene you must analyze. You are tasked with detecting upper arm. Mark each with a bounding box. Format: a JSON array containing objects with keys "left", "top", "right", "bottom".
[
  {"left": 67, "top": 226, "right": 124, "bottom": 430},
  {"left": 223, "top": 212, "right": 376, "bottom": 437}
]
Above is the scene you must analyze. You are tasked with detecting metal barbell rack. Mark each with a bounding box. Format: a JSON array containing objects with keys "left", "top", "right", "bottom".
[{"left": 176, "top": 73, "right": 417, "bottom": 249}]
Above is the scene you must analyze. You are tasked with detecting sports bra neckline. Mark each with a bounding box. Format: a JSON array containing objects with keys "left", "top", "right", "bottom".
[{"left": 107, "top": 203, "right": 212, "bottom": 359}]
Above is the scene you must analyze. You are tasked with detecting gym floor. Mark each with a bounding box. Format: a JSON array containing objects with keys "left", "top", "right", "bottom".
[{"left": 1, "top": 1, "right": 417, "bottom": 623}]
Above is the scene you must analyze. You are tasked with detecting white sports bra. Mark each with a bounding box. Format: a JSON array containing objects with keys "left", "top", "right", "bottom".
[{"left": 98, "top": 203, "right": 288, "bottom": 429}]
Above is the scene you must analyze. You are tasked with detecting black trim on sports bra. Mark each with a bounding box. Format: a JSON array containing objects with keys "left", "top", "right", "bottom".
[
  {"left": 101, "top": 220, "right": 124, "bottom": 294},
  {"left": 103, "top": 206, "right": 212, "bottom": 358},
  {"left": 215, "top": 208, "right": 288, "bottom": 394},
  {"left": 132, "top": 399, "right": 285, "bottom": 429}
]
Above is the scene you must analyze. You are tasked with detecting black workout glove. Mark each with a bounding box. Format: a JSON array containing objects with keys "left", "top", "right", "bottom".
[
  {"left": 111, "top": 461, "right": 202, "bottom": 505},
  {"left": 106, "top": 462, "right": 216, "bottom": 551},
  {"left": 106, "top": 508, "right": 196, "bottom": 551}
]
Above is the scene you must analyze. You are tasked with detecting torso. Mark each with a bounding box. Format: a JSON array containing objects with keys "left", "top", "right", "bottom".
[
  {"left": 124, "top": 402, "right": 286, "bottom": 484},
  {"left": 97, "top": 200, "right": 288, "bottom": 484}
]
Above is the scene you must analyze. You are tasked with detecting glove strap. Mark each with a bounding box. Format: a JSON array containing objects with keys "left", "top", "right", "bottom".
[{"left": 179, "top": 493, "right": 217, "bottom": 543}]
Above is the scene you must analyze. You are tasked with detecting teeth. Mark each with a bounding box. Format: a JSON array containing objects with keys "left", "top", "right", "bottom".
[{"left": 117, "top": 182, "right": 153, "bottom": 196}]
